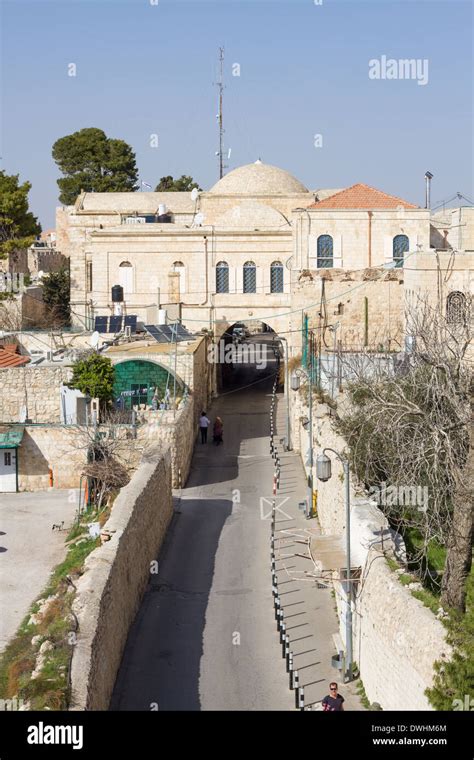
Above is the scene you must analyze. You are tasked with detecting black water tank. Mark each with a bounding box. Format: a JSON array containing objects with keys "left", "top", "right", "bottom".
[{"left": 111, "top": 285, "right": 124, "bottom": 303}]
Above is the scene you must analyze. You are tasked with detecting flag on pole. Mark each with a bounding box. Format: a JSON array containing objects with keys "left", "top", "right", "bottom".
[{"left": 141, "top": 181, "right": 152, "bottom": 190}]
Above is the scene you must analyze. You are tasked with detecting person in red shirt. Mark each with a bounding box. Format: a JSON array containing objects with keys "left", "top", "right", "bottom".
[{"left": 322, "top": 682, "right": 345, "bottom": 711}]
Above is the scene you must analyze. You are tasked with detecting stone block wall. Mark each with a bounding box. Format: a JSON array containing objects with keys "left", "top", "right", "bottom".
[
  {"left": 19, "top": 426, "right": 87, "bottom": 490},
  {"left": 0, "top": 366, "right": 72, "bottom": 424},
  {"left": 137, "top": 398, "right": 196, "bottom": 488},
  {"left": 291, "top": 268, "right": 404, "bottom": 354},
  {"left": 355, "top": 548, "right": 451, "bottom": 710},
  {"left": 70, "top": 448, "right": 173, "bottom": 710}
]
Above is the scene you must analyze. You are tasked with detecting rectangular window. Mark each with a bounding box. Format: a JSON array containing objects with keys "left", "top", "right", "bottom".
[
  {"left": 270, "top": 266, "right": 284, "bottom": 293},
  {"left": 243, "top": 266, "right": 256, "bottom": 293},
  {"left": 4, "top": 452, "right": 11, "bottom": 466}
]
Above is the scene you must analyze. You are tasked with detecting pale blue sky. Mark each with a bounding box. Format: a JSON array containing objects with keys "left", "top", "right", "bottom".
[{"left": 1, "top": 0, "right": 472, "bottom": 228}]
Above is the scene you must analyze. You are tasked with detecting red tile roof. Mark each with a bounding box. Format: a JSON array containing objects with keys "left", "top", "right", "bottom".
[
  {"left": 309, "top": 183, "right": 418, "bottom": 210},
  {"left": 0, "top": 344, "right": 30, "bottom": 368}
]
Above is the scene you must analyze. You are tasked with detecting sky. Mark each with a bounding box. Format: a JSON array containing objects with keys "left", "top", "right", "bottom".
[{"left": 1, "top": 0, "right": 473, "bottom": 229}]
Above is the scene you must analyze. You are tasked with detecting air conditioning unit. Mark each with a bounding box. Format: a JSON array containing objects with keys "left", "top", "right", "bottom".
[{"left": 125, "top": 216, "right": 146, "bottom": 225}]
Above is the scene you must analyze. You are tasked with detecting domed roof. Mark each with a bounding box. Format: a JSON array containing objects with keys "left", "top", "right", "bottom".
[
  {"left": 214, "top": 202, "right": 290, "bottom": 229},
  {"left": 209, "top": 160, "right": 308, "bottom": 195}
]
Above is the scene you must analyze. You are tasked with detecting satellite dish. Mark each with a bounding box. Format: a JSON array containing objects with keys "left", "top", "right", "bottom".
[
  {"left": 190, "top": 188, "right": 199, "bottom": 202},
  {"left": 90, "top": 331, "right": 100, "bottom": 349},
  {"left": 195, "top": 212, "right": 204, "bottom": 226}
]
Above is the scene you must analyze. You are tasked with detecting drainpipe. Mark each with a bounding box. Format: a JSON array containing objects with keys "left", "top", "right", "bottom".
[
  {"left": 367, "top": 211, "right": 373, "bottom": 268},
  {"left": 364, "top": 297, "right": 369, "bottom": 347}
]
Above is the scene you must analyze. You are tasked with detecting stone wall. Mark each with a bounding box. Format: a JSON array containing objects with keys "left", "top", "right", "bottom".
[
  {"left": 70, "top": 447, "right": 173, "bottom": 710},
  {"left": 292, "top": 399, "right": 451, "bottom": 710},
  {"left": 291, "top": 268, "right": 405, "bottom": 354},
  {"left": 19, "top": 426, "right": 87, "bottom": 490},
  {"left": 137, "top": 398, "right": 196, "bottom": 488},
  {"left": 0, "top": 366, "right": 72, "bottom": 424},
  {"left": 355, "top": 548, "right": 451, "bottom": 710}
]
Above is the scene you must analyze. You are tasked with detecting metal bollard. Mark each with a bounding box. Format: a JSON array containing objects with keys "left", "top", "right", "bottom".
[
  {"left": 288, "top": 651, "right": 293, "bottom": 680},
  {"left": 280, "top": 622, "right": 286, "bottom": 644},
  {"left": 293, "top": 669, "right": 299, "bottom": 692},
  {"left": 297, "top": 686, "right": 305, "bottom": 711},
  {"left": 283, "top": 633, "right": 289, "bottom": 659}
]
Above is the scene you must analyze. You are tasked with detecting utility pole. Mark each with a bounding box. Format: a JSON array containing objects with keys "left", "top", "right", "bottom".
[{"left": 216, "top": 46, "right": 225, "bottom": 179}]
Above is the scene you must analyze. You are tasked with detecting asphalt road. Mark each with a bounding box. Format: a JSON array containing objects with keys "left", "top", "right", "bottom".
[{"left": 111, "top": 336, "right": 295, "bottom": 710}]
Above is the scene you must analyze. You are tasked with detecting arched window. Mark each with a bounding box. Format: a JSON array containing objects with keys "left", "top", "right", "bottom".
[
  {"left": 317, "top": 235, "right": 333, "bottom": 268},
  {"left": 446, "top": 291, "right": 468, "bottom": 324},
  {"left": 119, "top": 261, "right": 133, "bottom": 294},
  {"left": 393, "top": 235, "right": 409, "bottom": 268},
  {"left": 270, "top": 261, "right": 284, "bottom": 293},
  {"left": 216, "top": 261, "right": 229, "bottom": 293},
  {"left": 243, "top": 261, "right": 256, "bottom": 293}
]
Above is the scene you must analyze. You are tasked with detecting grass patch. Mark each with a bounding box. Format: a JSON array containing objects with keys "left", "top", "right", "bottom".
[
  {"left": 386, "top": 556, "right": 399, "bottom": 572},
  {"left": 355, "top": 678, "right": 371, "bottom": 710},
  {"left": 426, "top": 569, "right": 474, "bottom": 710},
  {"left": 412, "top": 589, "right": 441, "bottom": 615}
]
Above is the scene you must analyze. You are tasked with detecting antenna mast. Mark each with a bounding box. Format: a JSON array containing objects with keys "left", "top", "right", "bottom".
[{"left": 217, "top": 46, "right": 225, "bottom": 179}]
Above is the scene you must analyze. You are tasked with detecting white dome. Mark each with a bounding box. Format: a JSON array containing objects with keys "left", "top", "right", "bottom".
[
  {"left": 209, "top": 160, "right": 308, "bottom": 195},
  {"left": 214, "top": 202, "right": 290, "bottom": 229}
]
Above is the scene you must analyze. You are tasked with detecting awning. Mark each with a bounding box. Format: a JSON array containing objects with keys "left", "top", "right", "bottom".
[{"left": 0, "top": 426, "right": 25, "bottom": 448}]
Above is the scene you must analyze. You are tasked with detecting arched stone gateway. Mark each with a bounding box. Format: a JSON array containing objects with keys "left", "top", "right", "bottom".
[{"left": 211, "top": 319, "right": 285, "bottom": 393}]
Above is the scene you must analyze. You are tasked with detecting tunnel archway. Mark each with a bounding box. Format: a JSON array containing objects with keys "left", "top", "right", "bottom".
[{"left": 213, "top": 320, "right": 284, "bottom": 394}]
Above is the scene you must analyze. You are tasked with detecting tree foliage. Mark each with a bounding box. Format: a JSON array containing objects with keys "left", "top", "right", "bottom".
[
  {"left": 338, "top": 295, "right": 472, "bottom": 611},
  {"left": 41, "top": 268, "right": 71, "bottom": 326},
  {"left": 426, "top": 572, "right": 474, "bottom": 710},
  {"left": 155, "top": 175, "right": 201, "bottom": 192},
  {"left": 68, "top": 353, "right": 115, "bottom": 404},
  {"left": 52, "top": 128, "right": 138, "bottom": 205},
  {"left": 0, "top": 170, "right": 41, "bottom": 259}
]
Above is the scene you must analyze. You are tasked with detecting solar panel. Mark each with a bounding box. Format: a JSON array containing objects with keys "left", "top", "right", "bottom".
[
  {"left": 144, "top": 323, "right": 193, "bottom": 343},
  {"left": 144, "top": 324, "right": 168, "bottom": 343},
  {"left": 94, "top": 316, "right": 108, "bottom": 333},
  {"left": 173, "top": 323, "right": 193, "bottom": 338},
  {"left": 159, "top": 325, "right": 174, "bottom": 341},
  {"left": 124, "top": 315, "right": 137, "bottom": 333},
  {"left": 109, "top": 316, "right": 123, "bottom": 333}
]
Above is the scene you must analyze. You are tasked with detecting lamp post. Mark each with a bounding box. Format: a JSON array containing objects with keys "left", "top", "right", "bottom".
[
  {"left": 291, "top": 368, "right": 313, "bottom": 518},
  {"left": 278, "top": 336, "right": 291, "bottom": 451},
  {"left": 316, "top": 448, "right": 353, "bottom": 682}
]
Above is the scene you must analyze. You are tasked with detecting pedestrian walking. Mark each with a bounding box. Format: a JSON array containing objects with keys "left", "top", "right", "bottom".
[
  {"left": 213, "top": 416, "right": 224, "bottom": 445},
  {"left": 199, "top": 411, "right": 211, "bottom": 443},
  {"left": 322, "top": 682, "right": 345, "bottom": 711}
]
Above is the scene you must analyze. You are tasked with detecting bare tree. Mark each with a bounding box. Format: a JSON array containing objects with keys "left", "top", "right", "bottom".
[
  {"left": 65, "top": 414, "right": 142, "bottom": 511},
  {"left": 337, "top": 293, "right": 472, "bottom": 610}
]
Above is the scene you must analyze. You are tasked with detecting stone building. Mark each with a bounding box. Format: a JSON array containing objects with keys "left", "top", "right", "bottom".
[{"left": 55, "top": 160, "right": 473, "bottom": 356}]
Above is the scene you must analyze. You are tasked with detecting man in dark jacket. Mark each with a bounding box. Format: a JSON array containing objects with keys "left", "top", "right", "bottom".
[{"left": 322, "top": 682, "right": 345, "bottom": 711}]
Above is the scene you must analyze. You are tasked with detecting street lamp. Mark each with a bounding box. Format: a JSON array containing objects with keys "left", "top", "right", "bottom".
[
  {"left": 316, "top": 448, "right": 353, "bottom": 683},
  {"left": 291, "top": 368, "right": 313, "bottom": 518},
  {"left": 278, "top": 336, "right": 292, "bottom": 451}
]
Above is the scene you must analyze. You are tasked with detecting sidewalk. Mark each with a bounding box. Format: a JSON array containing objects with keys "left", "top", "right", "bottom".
[{"left": 271, "top": 391, "right": 363, "bottom": 711}]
